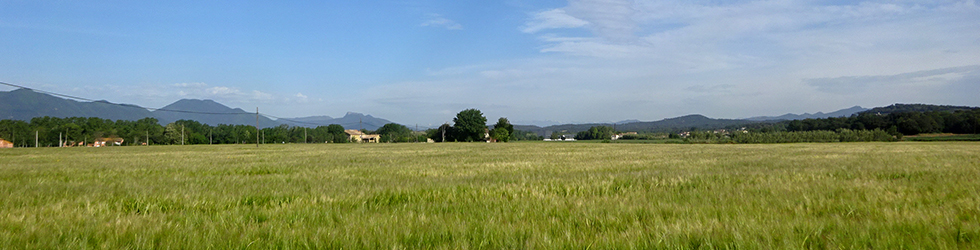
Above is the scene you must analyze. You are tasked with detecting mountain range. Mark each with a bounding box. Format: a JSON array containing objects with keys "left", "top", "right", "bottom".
[
  {"left": 0, "top": 89, "right": 392, "bottom": 130},
  {"left": 745, "top": 106, "right": 868, "bottom": 121},
  {"left": 2, "top": 88, "right": 974, "bottom": 134},
  {"left": 277, "top": 113, "right": 393, "bottom": 131},
  {"left": 514, "top": 114, "right": 757, "bottom": 136}
]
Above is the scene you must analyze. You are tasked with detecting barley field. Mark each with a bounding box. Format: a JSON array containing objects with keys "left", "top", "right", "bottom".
[{"left": 1, "top": 142, "right": 978, "bottom": 249}]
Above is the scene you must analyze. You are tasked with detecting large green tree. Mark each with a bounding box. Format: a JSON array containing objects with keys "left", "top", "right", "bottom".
[
  {"left": 326, "top": 124, "right": 348, "bottom": 143},
  {"left": 453, "top": 109, "right": 487, "bottom": 142},
  {"left": 376, "top": 123, "right": 411, "bottom": 142},
  {"left": 574, "top": 126, "right": 615, "bottom": 140},
  {"left": 490, "top": 117, "right": 513, "bottom": 142},
  {"left": 428, "top": 124, "right": 454, "bottom": 142}
]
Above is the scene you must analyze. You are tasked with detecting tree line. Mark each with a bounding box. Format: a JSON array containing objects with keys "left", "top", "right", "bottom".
[
  {"left": 0, "top": 108, "right": 544, "bottom": 147},
  {"left": 0, "top": 116, "right": 423, "bottom": 147},
  {"left": 685, "top": 129, "right": 896, "bottom": 143},
  {"left": 423, "top": 108, "right": 542, "bottom": 142},
  {"left": 777, "top": 109, "right": 980, "bottom": 135}
]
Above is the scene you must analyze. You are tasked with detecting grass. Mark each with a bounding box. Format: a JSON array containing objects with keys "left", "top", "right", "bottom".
[{"left": 1, "top": 142, "right": 978, "bottom": 249}]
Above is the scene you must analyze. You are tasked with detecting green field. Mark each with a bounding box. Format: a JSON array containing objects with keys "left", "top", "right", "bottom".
[{"left": 1, "top": 142, "right": 978, "bottom": 249}]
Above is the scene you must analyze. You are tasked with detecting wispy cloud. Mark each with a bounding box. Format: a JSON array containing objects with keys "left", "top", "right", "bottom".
[
  {"left": 421, "top": 14, "right": 463, "bottom": 30},
  {"left": 77, "top": 82, "right": 317, "bottom": 109},
  {"left": 364, "top": 1, "right": 980, "bottom": 124},
  {"left": 806, "top": 65, "right": 980, "bottom": 94},
  {"left": 521, "top": 9, "right": 589, "bottom": 33},
  {"left": 523, "top": 0, "right": 978, "bottom": 65}
]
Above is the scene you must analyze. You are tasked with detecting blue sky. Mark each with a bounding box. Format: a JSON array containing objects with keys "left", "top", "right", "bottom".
[{"left": 2, "top": 0, "right": 978, "bottom": 127}]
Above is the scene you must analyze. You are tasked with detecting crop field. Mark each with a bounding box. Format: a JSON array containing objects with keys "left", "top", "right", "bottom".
[{"left": 1, "top": 142, "right": 978, "bottom": 249}]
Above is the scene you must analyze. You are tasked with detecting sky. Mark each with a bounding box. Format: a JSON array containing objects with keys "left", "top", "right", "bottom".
[{"left": 1, "top": 0, "right": 979, "bottom": 127}]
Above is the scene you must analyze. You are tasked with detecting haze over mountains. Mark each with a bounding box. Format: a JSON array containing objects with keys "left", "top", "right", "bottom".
[
  {"left": 0, "top": 89, "right": 392, "bottom": 130},
  {"left": 2, "top": 88, "right": 972, "bottom": 135},
  {"left": 745, "top": 106, "right": 869, "bottom": 121}
]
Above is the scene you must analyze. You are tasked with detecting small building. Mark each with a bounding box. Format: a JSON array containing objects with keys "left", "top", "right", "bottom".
[
  {"left": 0, "top": 139, "right": 12, "bottom": 148},
  {"left": 93, "top": 138, "right": 124, "bottom": 147},
  {"left": 611, "top": 132, "right": 638, "bottom": 140},
  {"left": 345, "top": 130, "right": 380, "bottom": 143},
  {"left": 484, "top": 128, "right": 496, "bottom": 143}
]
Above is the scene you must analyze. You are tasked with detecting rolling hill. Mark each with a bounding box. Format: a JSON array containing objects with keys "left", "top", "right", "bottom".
[
  {"left": 151, "top": 99, "right": 280, "bottom": 128},
  {"left": 279, "top": 112, "right": 393, "bottom": 131},
  {"left": 0, "top": 89, "right": 396, "bottom": 130},
  {"left": 746, "top": 106, "right": 868, "bottom": 121},
  {"left": 515, "top": 114, "right": 761, "bottom": 136},
  {"left": 861, "top": 104, "right": 977, "bottom": 115},
  {"left": 0, "top": 89, "right": 155, "bottom": 121}
]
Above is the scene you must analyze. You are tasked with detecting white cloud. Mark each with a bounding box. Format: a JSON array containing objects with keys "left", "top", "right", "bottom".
[
  {"left": 522, "top": 1, "right": 979, "bottom": 65},
  {"left": 97, "top": 82, "right": 323, "bottom": 110},
  {"left": 566, "top": 0, "right": 638, "bottom": 42},
  {"left": 173, "top": 82, "right": 207, "bottom": 88},
  {"left": 521, "top": 9, "right": 589, "bottom": 33},
  {"left": 805, "top": 65, "right": 980, "bottom": 94},
  {"left": 421, "top": 14, "right": 463, "bottom": 30},
  {"left": 206, "top": 86, "right": 242, "bottom": 96},
  {"left": 362, "top": 1, "right": 980, "bottom": 125}
]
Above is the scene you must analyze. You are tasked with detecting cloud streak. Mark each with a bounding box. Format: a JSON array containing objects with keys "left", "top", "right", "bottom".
[
  {"left": 421, "top": 14, "right": 463, "bottom": 30},
  {"left": 358, "top": 0, "right": 980, "bottom": 125}
]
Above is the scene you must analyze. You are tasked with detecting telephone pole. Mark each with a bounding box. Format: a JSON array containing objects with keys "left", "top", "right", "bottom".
[
  {"left": 146, "top": 131, "right": 149, "bottom": 146},
  {"left": 181, "top": 125, "right": 185, "bottom": 145},
  {"left": 35, "top": 131, "right": 38, "bottom": 148}
]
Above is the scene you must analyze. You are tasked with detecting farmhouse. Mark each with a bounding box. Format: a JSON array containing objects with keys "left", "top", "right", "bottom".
[
  {"left": 484, "top": 128, "right": 496, "bottom": 143},
  {"left": 611, "top": 132, "right": 638, "bottom": 140},
  {"left": 0, "top": 139, "right": 12, "bottom": 148},
  {"left": 345, "top": 130, "right": 380, "bottom": 143}
]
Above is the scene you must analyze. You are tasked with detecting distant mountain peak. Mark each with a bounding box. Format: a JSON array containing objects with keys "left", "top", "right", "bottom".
[
  {"left": 747, "top": 106, "right": 867, "bottom": 121},
  {"left": 615, "top": 119, "right": 641, "bottom": 124},
  {"left": 344, "top": 112, "right": 374, "bottom": 118}
]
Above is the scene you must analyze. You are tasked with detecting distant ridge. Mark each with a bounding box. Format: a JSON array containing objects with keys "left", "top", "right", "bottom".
[
  {"left": 514, "top": 114, "right": 758, "bottom": 136},
  {"left": 0, "top": 88, "right": 154, "bottom": 121},
  {"left": 0, "top": 89, "right": 399, "bottom": 130},
  {"left": 152, "top": 99, "right": 280, "bottom": 128},
  {"left": 860, "top": 104, "right": 978, "bottom": 115},
  {"left": 746, "top": 106, "right": 867, "bottom": 121},
  {"left": 279, "top": 112, "right": 392, "bottom": 131}
]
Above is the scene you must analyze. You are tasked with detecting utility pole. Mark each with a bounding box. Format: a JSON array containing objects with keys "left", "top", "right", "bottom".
[
  {"left": 256, "top": 107, "right": 259, "bottom": 148},
  {"left": 35, "top": 131, "right": 38, "bottom": 148},
  {"left": 181, "top": 125, "right": 185, "bottom": 145},
  {"left": 146, "top": 131, "right": 149, "bottom": 146},
  {"left": 209, "top": 129, "right": 212, "bottom": 145},
  {"left": 304, "top": 127, "right": 307, "bottom": 144}
]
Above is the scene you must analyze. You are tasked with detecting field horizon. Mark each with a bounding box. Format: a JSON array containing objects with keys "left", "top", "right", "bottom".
[{"left": 1, "top": 142, "right": 978, "bottom": 248}]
